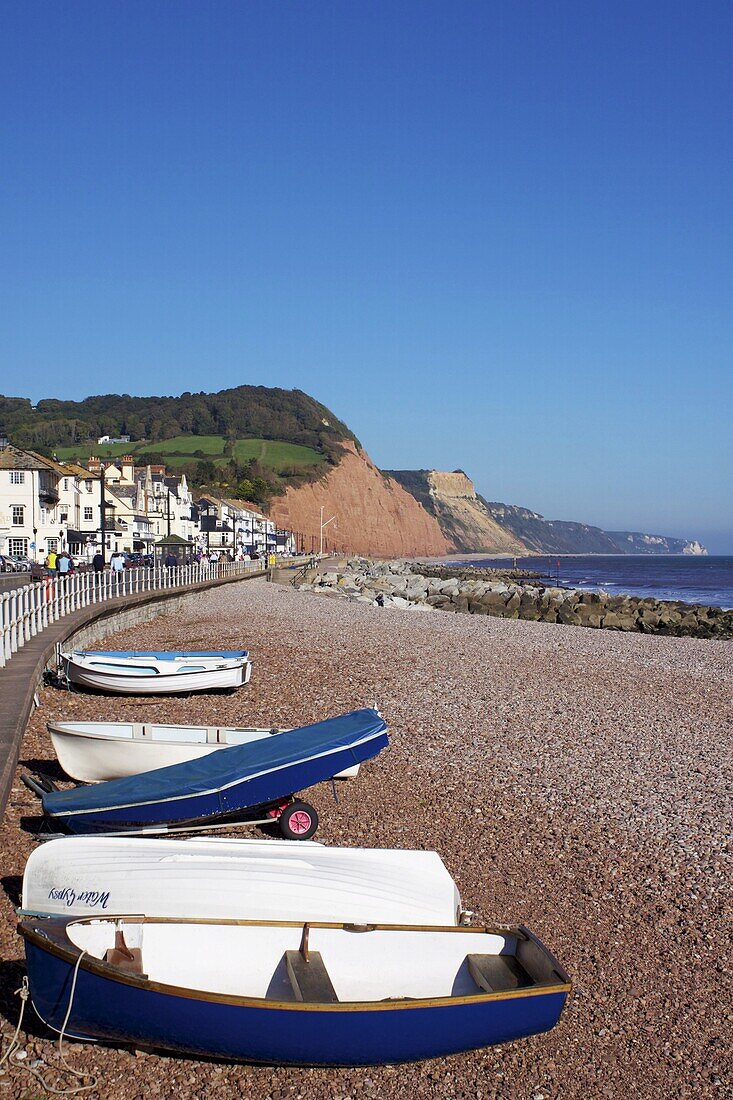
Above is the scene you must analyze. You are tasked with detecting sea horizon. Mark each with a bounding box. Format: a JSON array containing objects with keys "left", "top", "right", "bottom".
[{"left": 441, "top": 553, "right": 733, "bottom": 610}]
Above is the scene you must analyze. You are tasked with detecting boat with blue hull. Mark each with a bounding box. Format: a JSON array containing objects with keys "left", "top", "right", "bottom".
[
  {"left": 19, "top": 915, "right": 571, "bottom": 1065},
  {"left": 25, "top": 709, "right": 388, "bottom": 838}
]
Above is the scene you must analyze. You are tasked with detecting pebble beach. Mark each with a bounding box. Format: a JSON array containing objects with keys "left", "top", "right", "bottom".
[{"left": 1, "top": 577, "right": 731, "bottom": 1099}]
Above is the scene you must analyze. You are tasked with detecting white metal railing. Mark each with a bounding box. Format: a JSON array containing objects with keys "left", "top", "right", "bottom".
[{"left": 0, "top": 559, "right": 266, "bottom": 670}]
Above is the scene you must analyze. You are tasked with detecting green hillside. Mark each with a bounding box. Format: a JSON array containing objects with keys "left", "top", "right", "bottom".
[{"left": 53, "top": 435, "right": 326, "bottom": 472}]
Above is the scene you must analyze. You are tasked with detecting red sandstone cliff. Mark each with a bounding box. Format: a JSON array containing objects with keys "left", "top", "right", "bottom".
[{"left": 269, "top": 441, "right": 453, "bottom": 557}]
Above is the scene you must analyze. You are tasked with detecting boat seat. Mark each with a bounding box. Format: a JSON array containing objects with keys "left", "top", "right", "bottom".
[
  {"left": 285, "top": 950, "right": 339, "bottom": 1003},
  {"left": 467, "top": 953, "right": 533, "bottom": 994}
]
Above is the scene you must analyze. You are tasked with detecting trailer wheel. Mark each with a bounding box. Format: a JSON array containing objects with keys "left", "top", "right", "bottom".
[{"left": 279, "top": 801, "right": 318, "bottom": 840}]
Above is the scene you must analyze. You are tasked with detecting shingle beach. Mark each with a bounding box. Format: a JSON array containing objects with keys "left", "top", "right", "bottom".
[{"left": 1, "top": 577, "right": 731, "bottom": 1099}]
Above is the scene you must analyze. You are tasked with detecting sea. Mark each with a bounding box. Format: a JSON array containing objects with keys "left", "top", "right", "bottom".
[{"left": 447, "top": 555, "right": 733, "bottom": 610}]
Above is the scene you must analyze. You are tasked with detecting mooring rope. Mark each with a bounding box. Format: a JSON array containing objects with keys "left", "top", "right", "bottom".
[{"left": 0, "top": 956, "right": 98, "bottom": 1096}]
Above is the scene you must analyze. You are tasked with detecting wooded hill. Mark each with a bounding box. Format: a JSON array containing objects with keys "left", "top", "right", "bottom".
[{"left": 0, "top": 386, "right": 355, "bottom": 459}]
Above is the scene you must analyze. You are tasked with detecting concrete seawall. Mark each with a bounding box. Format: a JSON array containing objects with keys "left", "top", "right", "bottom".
[{"left": 0, "top": 567, "right": 266, "bottom": 818}]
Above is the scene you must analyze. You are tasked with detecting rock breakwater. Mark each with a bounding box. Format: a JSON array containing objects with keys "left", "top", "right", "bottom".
[{"left": 295, "top": 559, "right": 733, "bottom": 639}]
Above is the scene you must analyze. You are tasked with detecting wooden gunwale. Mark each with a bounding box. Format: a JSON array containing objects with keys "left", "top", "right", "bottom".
[
  {"left": 47, "top": 721, "right": 284, "bottom": 745},
  {"left": 19, "top": 916, "right": 571, "bottom": 1013}
]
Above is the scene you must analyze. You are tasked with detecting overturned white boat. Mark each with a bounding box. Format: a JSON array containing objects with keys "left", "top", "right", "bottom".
[
  {"left": 47, "top": 719, "right": 360, "bottom": 783},
  {"left": 59, "top": 649, "right": 252, "bottom": 695},
  {"left": 21, "top": 836, "right": 465, "bottom": 927}
]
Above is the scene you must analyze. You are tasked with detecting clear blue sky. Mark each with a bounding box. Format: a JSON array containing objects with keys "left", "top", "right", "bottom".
[{"left": 1, "top": 1, "right": 731, "bottom": 550}]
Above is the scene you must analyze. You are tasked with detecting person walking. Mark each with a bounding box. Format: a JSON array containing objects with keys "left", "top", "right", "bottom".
[
  {"left": 92, "top": 551, "right": 104, "bottom": 574},
  {"left": 165, "top": 551, "right": 178, "bottom": 570},
  {"left": 46, "top": 548, "right": 58, "bottom": 575},
  {"left": 57, "top": 551, "right": 73, "bottom": 583},
  {"left": 110, "top": 551, "right": 125, "bottom": 587}
]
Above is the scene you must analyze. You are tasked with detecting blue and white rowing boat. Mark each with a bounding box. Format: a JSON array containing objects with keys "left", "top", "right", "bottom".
[
  {"left": 19, "top": 915, "right": 570, "bottom": 1065},
  {"left": 26, "top": 709, "right": 388, "bottom": 838},
  {"left": 60, "top": 649, "right": 252, "bottom": 695}
]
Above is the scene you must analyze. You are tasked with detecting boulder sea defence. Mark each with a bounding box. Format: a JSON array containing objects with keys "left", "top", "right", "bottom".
[{"left": 294, "top": 559, "right": 733, "bottom": 640}]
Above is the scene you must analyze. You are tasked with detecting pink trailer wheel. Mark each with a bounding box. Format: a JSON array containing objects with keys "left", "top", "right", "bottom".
[
  {"left": 290, "top": 810, "right": 312, "bottom": 834},
  {"left": 279, "top": 800, "right": 319, "bottom": 840}
]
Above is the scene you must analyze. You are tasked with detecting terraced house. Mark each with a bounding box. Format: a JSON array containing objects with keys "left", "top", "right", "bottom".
[
  {"left": 1, "top": 442, "right": 296, "bottom": 563},
  {"left": 197, "top": 495, "right": 294, "bottom": 557}
]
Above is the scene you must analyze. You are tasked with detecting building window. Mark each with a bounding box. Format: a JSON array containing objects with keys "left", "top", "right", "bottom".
[
  {"left": 12, "top": 505, "right": 24, "bottom": 526},
  {"left": 63, "top": 478, "right": 69, "bottom": 491},
  {"left": 46, "top": 538, "right": 58, "bottom": 552},
  {"left": 84, "top": 507, "right": 94, "bottom": 522},
  {"left": 60, "top": 511, "right": 68, "bottom": 522},
  {"left": 10, "top": 470, "right": 25, "bottom": 484},
  {"left": 85, "top": 479, "right": 93, "bottom": 492},
  {"left": 9, "top": 537, "right": 28, "bottom": 556}
]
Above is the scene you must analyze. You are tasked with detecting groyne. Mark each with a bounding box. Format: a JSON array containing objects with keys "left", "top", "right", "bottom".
[{"left": 295, "top": 558, "right": 733, "bottom": 639}]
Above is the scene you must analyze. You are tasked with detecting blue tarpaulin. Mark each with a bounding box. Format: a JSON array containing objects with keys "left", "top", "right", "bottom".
[{"left": 42, "top": 709, "right": 388, "bottom": 832}]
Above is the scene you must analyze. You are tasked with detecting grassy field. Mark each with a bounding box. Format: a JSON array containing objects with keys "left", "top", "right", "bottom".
[{"left": 54, "top": 435, "right": 325, "bottom": 472}]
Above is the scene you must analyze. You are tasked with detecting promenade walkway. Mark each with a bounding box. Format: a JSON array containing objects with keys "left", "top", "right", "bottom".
[{"left": 0, "top": 562, "right": 266, "bottom": 817}]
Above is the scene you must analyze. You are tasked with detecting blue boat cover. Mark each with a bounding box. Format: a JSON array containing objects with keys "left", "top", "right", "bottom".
[
  {"left": 74, "top": 650, "right": 249, "bottom": 660},
  {"left": 43, "top": 709, "right": 387, "bottom": 820}
]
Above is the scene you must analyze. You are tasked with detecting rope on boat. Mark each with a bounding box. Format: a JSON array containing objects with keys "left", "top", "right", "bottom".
[
  {"left": 0, "top": 957, "right": 98, "bottom": 1096},
  {"left": 0, "top": 976, "right": 29, "bottom": 1073}
]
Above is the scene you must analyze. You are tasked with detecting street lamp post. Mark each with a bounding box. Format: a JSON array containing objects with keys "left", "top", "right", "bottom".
[
  {"left": 319, "top": 505, "right": 336, "bottom": 557},
  {"left": 99, "top": 463, "right": 107, "bottom": 564}
]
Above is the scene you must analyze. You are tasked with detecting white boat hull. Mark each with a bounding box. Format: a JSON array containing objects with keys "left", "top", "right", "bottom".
[
  {"left": 47, "top": 721, "right": 360, "bottom": 783},
  {"left": 64, "top": 661, "right": 251, "bottom": 695},
  {"left": 21, "top": 837, "right": 463, "bottom": 926}
]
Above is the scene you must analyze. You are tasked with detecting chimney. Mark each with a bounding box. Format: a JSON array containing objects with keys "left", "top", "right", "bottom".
[
  {"left": 121, "top": 455, "right": 135, "bottom": 482},
  {"left": 87, "top": 456, "right": 101, "bottom": 474}
]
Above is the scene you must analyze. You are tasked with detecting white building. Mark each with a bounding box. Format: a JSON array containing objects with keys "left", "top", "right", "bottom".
[
  {"left": 1, "top": 443, "right": 295, "bottom": 564},
  {"left": 57, "top": 462, "right": 127, "bottom": 559},
  {"left": 135, "top": 466, "right": 198, "bottom": 545},
  {"left": 197, "top": 495, "right": 295, "bottom": 557},
  {"left": 78, "top": 456, "right": 195, "bottom": 554},
  {"left": 0, "top": 445, "right": 67, "bottom": 560}
]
